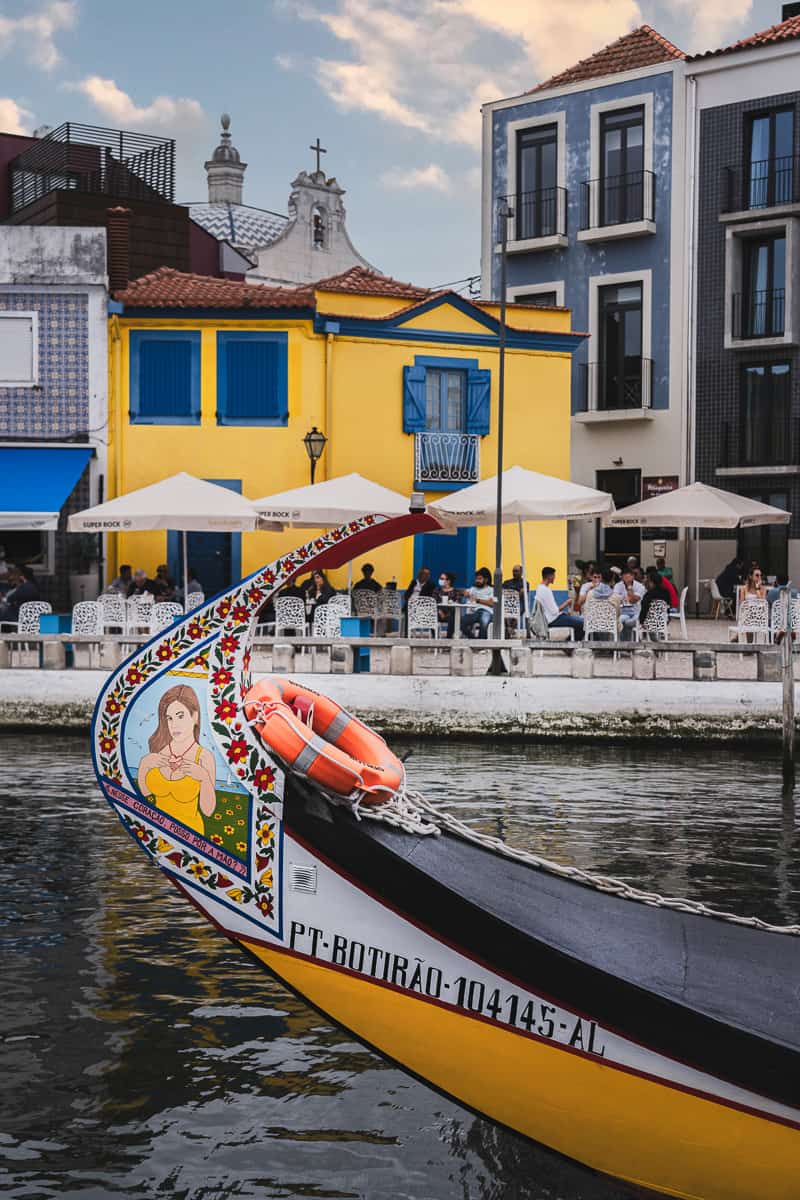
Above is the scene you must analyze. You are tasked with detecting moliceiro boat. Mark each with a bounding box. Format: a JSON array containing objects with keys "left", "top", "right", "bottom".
[{"left": 91, "top": 513, "right": 800, "bottom": 1200}]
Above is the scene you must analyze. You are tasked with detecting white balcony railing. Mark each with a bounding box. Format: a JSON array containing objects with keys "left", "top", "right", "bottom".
[{"left": 414, "top": 432, "right": 480, "bottom": 484}]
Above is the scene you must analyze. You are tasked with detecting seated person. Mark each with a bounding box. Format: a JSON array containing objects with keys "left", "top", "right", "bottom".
[
  {"left": 574, "top": 561, "right": 597, "bottom": 614},
  {"left": 155, "top": 564, "right": 176, "bottom": 601},
  {"left": 185, "top": 568, "right": 204, "bottom": 597},
  {"left": 436, "top": 571, "right": 459, "bottom": 637},
  {"left": 655, "top": 555, "right": 674, "bottom": 583},
  {"left": 613, "top": 568, "right": 646, "bottom": 641},
  {"left": 304, "top": 570, "right": 335, "bottom": 624},
  {"left": 404, "top": 566, "right": 435, "bottom": 611},
  {"left": 105, "top": 564, "right": 132, "bottom": 595},
  {"left": 502, "top": 564, "right": 528, "bottom": 626},
  {"left": 353, "top": 563, "right": 382, "bottom": 592},
  {"left": 583, "top": 568, "right": 620, "bottom": 640},
  {"left": 460, "top": 567, "right": 495, "bottom": 638},
  {"left": 639, "top": 569, "right": 672, "bottom": 631},
  {"left": 0, "top": 565, "right": 40, "bottom": 623},
  {"left": 715, "top": 556, "right": 744, "bottom": 601},
  {"left": 127, "top": 569, "right": 160, "bottom": 599},
  {"left": 534, "top": 567, "right": 583, "bottom": 640},
  {"left": 652, "top": 567, "right": 678, "bottom": 609}
]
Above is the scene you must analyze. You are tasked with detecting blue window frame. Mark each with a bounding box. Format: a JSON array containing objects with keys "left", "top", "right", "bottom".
[
  {"left": 216, "top": 331, "right": 288, "bottom": 426},
  {"left": 402, "top": 355, "right": 490, "bottom": 436},
  {"left": 130, "top": 330, "right": 200, "bottom": 424}
]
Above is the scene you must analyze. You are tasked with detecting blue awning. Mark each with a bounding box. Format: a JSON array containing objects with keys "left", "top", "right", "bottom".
[{"left": 0, "top": 447, "right": 93, "bottom": 531}]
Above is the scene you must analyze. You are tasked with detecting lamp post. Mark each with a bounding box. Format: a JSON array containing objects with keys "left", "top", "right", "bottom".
[
  {"left": 488, "top": 197, "right": 512, "bottom": 674},
  {"left": 303, "top": 426, "right": 327, "bottom": 483}
]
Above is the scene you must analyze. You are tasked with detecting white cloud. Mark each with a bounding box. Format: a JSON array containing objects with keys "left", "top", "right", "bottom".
[
  {"left": 290, "top": 0, "right": 648, "bottom": 148},
  {"left": 381, "top": 163, "right": 451, "bottom": 190},
  {"left": 660, "top": 0, "right": 753, "bottom": 51},
  {"left": 0, "top": 1, "right": 77, "bottom": 71},
  {"left": 71, "top": 76, "right": 204, "bottom": 128},
  {"left": 0, "top": 97, "right": 33, "bottom": 134}
]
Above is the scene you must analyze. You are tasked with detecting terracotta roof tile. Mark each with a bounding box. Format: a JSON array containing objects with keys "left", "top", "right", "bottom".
[
  {"left": 312, "top": 265, "right": 430, "bottom": 299},
  {"left": 529, "top": 24, "right": 683, "bottom": 93},
  {"left": 688, "top": 14, "right": 800, "bottom": 60},
  {"left": 114, "top": 267, "right": 313, "bottom": 308}
]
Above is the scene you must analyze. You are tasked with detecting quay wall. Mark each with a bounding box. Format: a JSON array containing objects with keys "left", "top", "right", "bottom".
[{"left": 0, "top": 669, "right": 792, "bottom": 744}]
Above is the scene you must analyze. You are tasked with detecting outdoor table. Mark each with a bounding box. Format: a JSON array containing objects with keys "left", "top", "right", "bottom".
[
  {"left": 439, "top": 600, "right": 476, "bottom": 640},
  {"left": 339, "top": 616, "right": 372, "bottom": 671},
  {"left": 38, "top": 613, "right": 73, "bottom": 666}
]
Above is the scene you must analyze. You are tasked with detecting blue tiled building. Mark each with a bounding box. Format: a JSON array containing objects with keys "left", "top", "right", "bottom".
[
  {"left": 481, "top": 26, "right": 689, "bottom": 573},
  {"left": 0, "top": 226, "right": 108, "bottom": 609}
]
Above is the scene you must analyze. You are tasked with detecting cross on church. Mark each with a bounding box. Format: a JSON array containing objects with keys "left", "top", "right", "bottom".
[{"left": 310, "top": 137, "right": 327, "bottom": 173}]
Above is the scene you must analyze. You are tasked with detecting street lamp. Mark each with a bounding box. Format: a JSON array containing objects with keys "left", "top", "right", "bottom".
[
  {"left": 303, "top": 426, "right": 327, "bottom": 483},
  {"left": 488, "top": 196, "right": 512, "bottom": 675}
]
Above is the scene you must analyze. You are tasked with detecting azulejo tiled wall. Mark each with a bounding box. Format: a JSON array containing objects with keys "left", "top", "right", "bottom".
[{"left": 0, "top": 293, "right": 89, "bottom": 439}]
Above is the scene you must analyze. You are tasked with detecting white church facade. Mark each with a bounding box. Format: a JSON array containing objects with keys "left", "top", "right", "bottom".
[{"left": 188, "top": 117, "right": 376, "bottom": 287}]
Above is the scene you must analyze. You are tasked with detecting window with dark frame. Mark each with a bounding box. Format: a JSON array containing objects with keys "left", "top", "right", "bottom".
[
  {"left": 516, "top": 124, "right": 558, "bottom": 239},
  {"left": 514, "top": 291, "right": 558, "bottom": 307},
  {"left": 598, "top": 283, "right": 643, "bottom": 410},
  {"left": 746, "top": 108, "right": 794, "bottom": 209},
  {"left": 600, "top": 106, "right": 644, "bottom": 226},
  {"left": 739, "top": 234, "right": 786, "bottom": 338},
  {"left": 740, "top": 361, "right": 791, "bottom": 466}
]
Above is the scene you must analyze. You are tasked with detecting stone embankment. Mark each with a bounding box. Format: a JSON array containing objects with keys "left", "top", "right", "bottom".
[{"left": 0, "top": 669, "right": 792, "bottom": 744}]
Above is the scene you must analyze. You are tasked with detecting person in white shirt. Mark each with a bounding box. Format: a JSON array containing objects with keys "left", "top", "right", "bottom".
[
  {"left": 534, "top": 567, "right": 584, "bottom": 640},
  {"left": 460, "top": 567, "right": 495, "bottom": 638},
  {"left": 613, "top": 568, "right": 646, "bottom": 641}
]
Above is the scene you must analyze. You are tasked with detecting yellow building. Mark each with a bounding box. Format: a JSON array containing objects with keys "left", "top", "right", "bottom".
[{"left": 107, "top": 265, "right": 584, "bottom": 594}]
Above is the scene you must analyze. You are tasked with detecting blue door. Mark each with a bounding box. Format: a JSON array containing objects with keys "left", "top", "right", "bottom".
[
  {"left": 168, "top": 479, "right": 242, "bottom": 601},
  {"left": 413, "top": 526, "right": 476, "bottom": 591}
]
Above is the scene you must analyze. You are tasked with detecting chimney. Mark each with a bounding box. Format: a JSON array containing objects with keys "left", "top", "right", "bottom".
[
  {"left": 782, "top": 2, "right": 800, "bottom": 19},
  {"left": 106, "top": 206, "right": 131, "bottom": 293}
]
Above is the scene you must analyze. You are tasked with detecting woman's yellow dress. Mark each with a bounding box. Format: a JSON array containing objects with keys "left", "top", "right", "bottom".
[{"left": 146, "top": 746, "right": 204, "bottom": 833}]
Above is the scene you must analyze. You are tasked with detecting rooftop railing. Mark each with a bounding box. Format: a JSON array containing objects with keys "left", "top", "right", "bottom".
[{"left": 9, "top": 122, "right": 175, "bottom": 213}]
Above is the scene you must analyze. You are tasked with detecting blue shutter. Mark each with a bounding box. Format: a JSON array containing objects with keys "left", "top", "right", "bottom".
[
  {"left": 465, "top": 368, "right": 491, "bottom": 434},
  {"left": 217, "top": 332, "right": 288, "bottom": 425},
  {"left": 402, "top": 364, "right": 426, "bottom": 432},
  {"left": 132, "top": 332, "right": 199, "bottom": 423}
]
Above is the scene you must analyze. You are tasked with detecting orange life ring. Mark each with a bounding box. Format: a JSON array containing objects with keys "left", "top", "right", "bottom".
[{"left": 244, "top": 678, "right": 404, "bottom": 806}]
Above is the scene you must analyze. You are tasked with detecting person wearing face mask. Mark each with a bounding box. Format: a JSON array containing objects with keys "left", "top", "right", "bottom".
[{"left": 435, "top": 570, "right": 459, "bottom": 637}]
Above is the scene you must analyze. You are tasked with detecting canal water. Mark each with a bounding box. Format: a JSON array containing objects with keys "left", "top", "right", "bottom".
[{"left": 1, "top": 734, "right": 798, "bottom": 1199}]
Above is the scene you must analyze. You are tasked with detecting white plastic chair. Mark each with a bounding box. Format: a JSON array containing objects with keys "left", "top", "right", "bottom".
[
  {"left": 185, "top": 591, "right": 204, "bottom": 613},
  {"left": 1, "top": 599, "right": 52, "bottom": 635},
  {"left": 311, "top": 604, "right": 341, "bottom": 638},
  {"left": 152, "top": 602, "right": 184, "bottom": 633},
  {"left": 583, "top": 598, "right": 619, "bottom": 643},
  {"left": 71, "top": 600, "right": 103, "bottom": 635},
  {"left": 99, "top": 594, "right": 126, "bottom": 633},
  {"left": 669, "top": 586, "right": 689, "bottom": 640},
  {"left": 710, "top": 579, "right": 734, "bottom": 620},
  {"left": 126, "top": 597, "right": 154, "bottom": 635},
  {"left": 329, "top": 593, "right": 351, "bottom": 617},
  {"left": 408, "top": 596, "right": 439, "bottom": 639},
  {"left": 641, "top": 599, "right": 670, "bottom": 641},
  {"left": 275, "top": 596, "right": 307, "bottom": 638},
  {"left": 770, "top": 596, "right": 787, "bottom": 643},
  {"left": 378, "top": 588, "right": 402, "bottom": 634},
  {"left": 353, "top": 589, "right": 379, "bottom": 626},
  {"left": 729, "top": 597, "right": 769, "bottom": 644},
  {"left": 502, "top": 590, "right": 522, "bottom": 636}
]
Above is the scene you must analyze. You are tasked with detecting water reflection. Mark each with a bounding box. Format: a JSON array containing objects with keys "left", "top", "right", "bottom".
[{"left": 0, "top": 733, "right": 796, "bottom": 1199}]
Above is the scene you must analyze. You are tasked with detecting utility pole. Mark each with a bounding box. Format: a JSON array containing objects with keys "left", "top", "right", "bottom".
[{"left": 488, "top": 197, "right": 511, "bottom": 675}]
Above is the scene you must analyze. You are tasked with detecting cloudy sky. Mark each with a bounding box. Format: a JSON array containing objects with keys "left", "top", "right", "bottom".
[{"left": 0, "top": 0, "right": 786, "bottom": 286}]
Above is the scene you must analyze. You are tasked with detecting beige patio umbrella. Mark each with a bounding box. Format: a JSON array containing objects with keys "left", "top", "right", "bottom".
[
  {"left": 68, "top": 472, "right": 268, "bottom": 597},
  {"left": 252, "top": 472, "right": 413, "bottom": 591},
  {"left": 604, "top": 481, "right": 791, "bottom": 606},
  {"left": 428, "top": 466, "right": 615, "bottom": 622}
]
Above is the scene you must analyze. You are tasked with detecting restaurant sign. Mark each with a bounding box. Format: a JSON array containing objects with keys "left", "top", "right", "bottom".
[{"left": 641, "top": 475, "right": 679, "bottom": 501}]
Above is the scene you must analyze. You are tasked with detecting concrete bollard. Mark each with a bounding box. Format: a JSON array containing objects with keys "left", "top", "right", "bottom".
[
  {"left": 369, "top": 646, "right": 391, "bottom": 674},
  {"left": 572, "top": 646, "right": 593, "bottom": 679},
  {"left": 509, "top": 645, "right": 531, "bottom": 677},
  {"left": 102, "top": 641, "right": 126, "bottom": 670},
  {"left": 271, "top": 643, "right": 295, "bottom": 673},
  {"left": 450, "top": 645, "right": 473, "bottom": 676},
  {"left": 41, "top": 640, "right": 67, "bottom": 670},
  {"left": 311, "top": 645, "right": 331, "bottom": 673},
  {"left": 390, "top": 644, "right": 412, "bottom": 675},
  {"left": 693, "top": 650, "right": 716, "bottom": 681},
  {"left": 330, "top": 643, "right": 353, "bottom": 674},
  {"left": 0, "top": 640, "right": 9, "bottom": 668},
  {"left": 632, "top": 648, "right": 655, "bottom": 679},
  {"left": 73, "top": 642, "right": 99, "bottom": 669}
]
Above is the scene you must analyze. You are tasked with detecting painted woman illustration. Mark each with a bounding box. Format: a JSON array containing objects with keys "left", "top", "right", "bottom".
[{"left": 137, "top": 684, "right": 217, "bottom": 834}]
